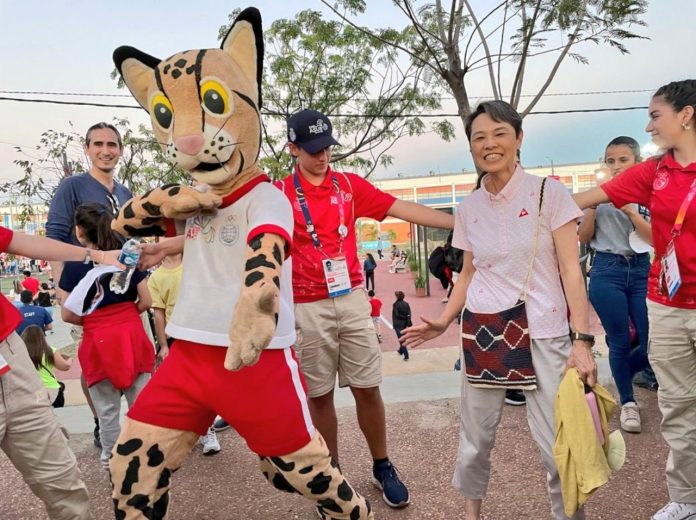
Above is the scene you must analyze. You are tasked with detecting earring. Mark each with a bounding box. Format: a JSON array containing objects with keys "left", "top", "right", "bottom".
[{"left": 682, "top": 122, "right": 692, "bottom": 131}]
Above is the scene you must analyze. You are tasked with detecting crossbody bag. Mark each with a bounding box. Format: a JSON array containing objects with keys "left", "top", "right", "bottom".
[{"left": 460, "top": 177, "right": 547, "bottom": 390}]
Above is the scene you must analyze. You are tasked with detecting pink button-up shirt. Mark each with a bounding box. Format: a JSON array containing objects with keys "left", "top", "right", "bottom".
[{"left": 452, "top": 166, "right": 583, "bottom": 339}]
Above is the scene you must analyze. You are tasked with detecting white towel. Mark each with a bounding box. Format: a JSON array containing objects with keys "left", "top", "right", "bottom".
[{"left": 64, "top": 265, "right": 120, "bottom": 316}]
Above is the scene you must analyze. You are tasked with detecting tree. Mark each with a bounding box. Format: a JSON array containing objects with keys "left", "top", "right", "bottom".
[
  {"left": 322, "top": 0, "right": 648, "bottom": 126},
  {"left": 218, "top": 9, "right": 454, "bottom": 178},
  {"left": 0, "top": 119, "right": 188, "bottom": 223}
]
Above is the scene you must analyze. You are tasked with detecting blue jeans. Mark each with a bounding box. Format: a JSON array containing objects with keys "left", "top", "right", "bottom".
[{"left": 589, "top": 252, "right": 650, "bottom": 405}]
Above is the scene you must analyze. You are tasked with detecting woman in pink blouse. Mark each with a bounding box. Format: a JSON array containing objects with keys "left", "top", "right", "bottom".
[{"left": 403, "top": 100, "right": 595, "bottom": 520}]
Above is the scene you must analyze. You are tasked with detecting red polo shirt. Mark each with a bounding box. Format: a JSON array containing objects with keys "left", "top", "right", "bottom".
[
  {"left": 0, "top": 227, "right": 22, "bottom": 341},
  {"left": 602, "top": 152, "right": 696, "bottom": 308},
  {"left": 277, "top": 167, "right": 396, "bottom": 303}
]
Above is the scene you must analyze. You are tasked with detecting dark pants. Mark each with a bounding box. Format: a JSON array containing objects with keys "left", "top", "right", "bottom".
[
  {"left": 589, "top": 252, "right": 650, "bottom": 405},
  {"left": 395, "top": 328, "right": 409, "bottom": 359},
  {"left": 365, "top": 270, "right": 375, "bottom": 291},
  {"left": 377, "top": 249, "right": 383, "bottom": 259}
]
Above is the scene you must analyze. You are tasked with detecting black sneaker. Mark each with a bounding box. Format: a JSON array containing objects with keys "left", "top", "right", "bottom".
[
  {"left": 213, "top": 417, "right": 231, "bottom": 432},
  {"left": 93, "top": 417, "right": 102, "bottom": 449},
  {"left": 372, "top": 460, "right": 410, "bottom": 508},
  {"left": 504, "top": 389, "right": 526, "bottom": 406}
]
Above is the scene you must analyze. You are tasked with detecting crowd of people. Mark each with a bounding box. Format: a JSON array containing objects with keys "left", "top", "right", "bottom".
[{"left": 1, "top": 78, "right": 695, "bottom": 520}]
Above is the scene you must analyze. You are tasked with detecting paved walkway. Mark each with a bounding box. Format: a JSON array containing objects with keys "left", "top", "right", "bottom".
[{"left": 4, "top": 259, "right": 671, "bottom": 519}]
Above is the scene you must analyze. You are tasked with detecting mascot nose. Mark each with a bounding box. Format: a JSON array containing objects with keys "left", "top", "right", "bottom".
[{"left": 175, "top": 135, "right": 204, "bottom": 156}]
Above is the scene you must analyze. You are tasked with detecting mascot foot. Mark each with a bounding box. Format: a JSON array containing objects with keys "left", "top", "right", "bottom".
[
  {"left": 259, "top": 433, "right": 373, "bottom": 519},
  {"left": 110, "top": 418, "right": 199, "bottom": 520}
]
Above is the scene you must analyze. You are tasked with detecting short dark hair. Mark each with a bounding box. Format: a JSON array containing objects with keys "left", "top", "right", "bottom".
[
  {"left": 464, "top": 100, "right": 523, "bottom": 142},
  {"left": 394, "top": 290, "right": 405, "bottom": 300},
  {"left": 606, "top": 136, "right": 641, "bottom": 162},
  {"left": 85, "top": 122, "right": 123, "bottom": 148},
  {"left": 23, "top": 270, "right": 31, "bottom": 277},
  {"left": 20, "top": 290, "right": 33, "bottom": 304},
  {"left": 41, "top": 282, "right": 49, "bottom": 290}
]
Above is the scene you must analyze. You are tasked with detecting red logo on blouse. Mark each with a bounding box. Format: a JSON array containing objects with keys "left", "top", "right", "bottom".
[
  {"left": 518, "top": 208, "right": 529, "bottom": 218},
  {"left": 653, "top": 170, "right": 669, "bottom": 191}
]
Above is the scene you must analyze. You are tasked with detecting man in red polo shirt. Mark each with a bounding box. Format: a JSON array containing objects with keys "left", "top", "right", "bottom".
[
  {"left": 279, "top": 109, "right": 454, "bottom": 509},
  {"left": 0, "top": 226, "right": 122, "bottom": 519}
]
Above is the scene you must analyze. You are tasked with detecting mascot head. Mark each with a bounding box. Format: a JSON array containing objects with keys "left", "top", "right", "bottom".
[{"left": 113, "top": 8, "right": 263, "bottom": 187}]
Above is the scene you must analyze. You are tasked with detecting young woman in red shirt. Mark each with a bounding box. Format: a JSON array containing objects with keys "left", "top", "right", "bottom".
[{"left": 575, "top": 79, "right": 696, "bottom": 520}]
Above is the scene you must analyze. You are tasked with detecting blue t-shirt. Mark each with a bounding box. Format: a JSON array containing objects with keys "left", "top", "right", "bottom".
[
  {"left": 59, "top": 261, "right": 148, "bottom": 308},
  {"left": 46, "top": 173, "right": 132, "bottom": 244},
  {"left": 16, "top": 304, "right": 53, "bottom": 335}
]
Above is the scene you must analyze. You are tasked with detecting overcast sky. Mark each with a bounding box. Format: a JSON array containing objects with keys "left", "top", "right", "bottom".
[{"left": 0, "top": 0, "right": 691, "bottom": 185}]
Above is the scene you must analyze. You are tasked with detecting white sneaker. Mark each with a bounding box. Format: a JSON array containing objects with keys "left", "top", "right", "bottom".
[
  {"left": 620, "top": 401, "right": 641, "bottom": 433},
  {"left": 200, "top": 427, "right": 221, "bottom": 455},
  {"left": 652, "top": 501, "right": 696, "bottom": 520}
]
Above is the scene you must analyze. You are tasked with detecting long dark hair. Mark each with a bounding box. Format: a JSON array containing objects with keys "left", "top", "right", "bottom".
[
  {"left": 21, "top": 325, "right": 54, "bottom": 370},
  {"left": 74, "top": 203, "right": 124, "bottom": 251},
  {"left": 654, "top": 80, "right": 696, "bottom": 127}
]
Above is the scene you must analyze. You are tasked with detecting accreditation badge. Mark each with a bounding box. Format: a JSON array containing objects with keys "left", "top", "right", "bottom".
[
  {"left": 323, "top": 257, "right": 351, "bottom": 298},
  {"left": 661, "top": 240, "right": 682, "bottom": 300}
]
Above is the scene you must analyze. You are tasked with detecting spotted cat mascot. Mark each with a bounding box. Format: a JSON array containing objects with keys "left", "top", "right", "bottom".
[{"left": 109, "top": 8, "right": 372, "bottom": 520}]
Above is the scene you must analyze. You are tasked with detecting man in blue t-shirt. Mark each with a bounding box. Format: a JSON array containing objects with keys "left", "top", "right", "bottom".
[
  {"left": 16, "top": 290, "right": 53, "bottom": 335},
  {"left": 46, "top": 122, "right": 132, "bottom": 449}
]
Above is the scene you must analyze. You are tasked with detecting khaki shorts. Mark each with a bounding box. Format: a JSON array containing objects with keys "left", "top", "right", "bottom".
[{"left": 294, "top": 288, "right": 382, "bottom": 398}]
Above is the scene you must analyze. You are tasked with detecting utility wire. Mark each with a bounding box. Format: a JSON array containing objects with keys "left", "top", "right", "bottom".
[
  {"left": 0, "top": 96, "right": 649, "bottom": 116},
  {"left": 0, "top": 88, "right": 656, "bottom": 100}
]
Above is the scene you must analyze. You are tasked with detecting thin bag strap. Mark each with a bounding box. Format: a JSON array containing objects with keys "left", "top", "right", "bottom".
[{"left": 519, "top": 177, "right": 547, "bottom": 301}]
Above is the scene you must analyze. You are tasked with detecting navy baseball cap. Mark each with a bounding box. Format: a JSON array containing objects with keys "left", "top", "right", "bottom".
[{"left": 287, "top": 109, "right": 339, "bottom": 154}]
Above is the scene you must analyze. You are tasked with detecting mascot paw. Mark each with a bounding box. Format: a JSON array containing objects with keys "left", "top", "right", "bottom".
[
  {"left": 159, "top": 187, "right": 221, "bottom": 220},
  {"left": 225, "top": 287, "right": 278, "bottom": 371}
]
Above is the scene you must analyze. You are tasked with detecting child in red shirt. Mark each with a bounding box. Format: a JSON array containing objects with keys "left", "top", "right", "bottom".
[{"left": 368, "top": 289, "right": 383, "bottom": 342}]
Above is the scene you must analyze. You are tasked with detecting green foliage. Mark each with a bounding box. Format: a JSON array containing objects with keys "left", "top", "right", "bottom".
[
  {"left": 414, "top": 273, "right": 426, "bottom": 289},
  {"left": 218, "top": 9, "right": 447, "bottom": 179}
]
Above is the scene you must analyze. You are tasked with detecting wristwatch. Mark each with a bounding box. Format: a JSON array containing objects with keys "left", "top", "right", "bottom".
[
  {"left": 571, "top": 331, "right": 595, "bottom": 345},
  {"left": 83, "top": 248, "right": 93, "bottom": 264}
]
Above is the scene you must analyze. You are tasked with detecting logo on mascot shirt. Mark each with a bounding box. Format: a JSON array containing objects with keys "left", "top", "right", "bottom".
[
  {"left": 219, "top": 215, "right": 240, "bottom": 246},
  {"left": 653, "top": 169, "right": 669, "bottom": 191}
]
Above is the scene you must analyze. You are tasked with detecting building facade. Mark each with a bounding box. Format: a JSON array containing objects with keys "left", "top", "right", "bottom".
[{"left": 360, "top": 161, "right": 601, "bottom": 247}]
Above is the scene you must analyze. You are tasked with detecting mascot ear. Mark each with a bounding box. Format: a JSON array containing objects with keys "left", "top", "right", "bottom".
[
  {"left": 221, "top": 7, "right": 264, "bottom": 108},
  {"left": 113, "top": 46, "right": 161, "bottom": 110}
]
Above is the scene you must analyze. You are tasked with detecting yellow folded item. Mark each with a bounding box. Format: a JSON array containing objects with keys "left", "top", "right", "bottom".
[{"left": 553, "top": 369, "right": 618, "bottom": 517}]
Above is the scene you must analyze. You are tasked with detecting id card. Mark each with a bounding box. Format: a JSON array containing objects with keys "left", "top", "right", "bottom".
[
  {"left": 323, "top": 257, "right": 351, "bottom": 298},
  {"left": 0, "top": 352, "right": 10, "bottom": 377},
  {"left": 662, "top": 240, "right": 682, "bottom": 300}
]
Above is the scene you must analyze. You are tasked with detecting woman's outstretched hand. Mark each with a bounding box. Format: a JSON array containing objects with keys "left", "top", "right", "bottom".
[{"left": 400, "top": 316, "right": 449, "bottom": 348}]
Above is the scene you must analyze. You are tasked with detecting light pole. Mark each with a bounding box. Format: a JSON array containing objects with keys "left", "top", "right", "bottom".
[{"left": 545, "top": 156, "right": 555, "bottom": 176}]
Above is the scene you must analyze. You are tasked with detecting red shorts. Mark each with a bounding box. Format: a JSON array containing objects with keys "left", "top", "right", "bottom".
[{"left": 127, "top": 340, "right": 315, "bottom": 456}]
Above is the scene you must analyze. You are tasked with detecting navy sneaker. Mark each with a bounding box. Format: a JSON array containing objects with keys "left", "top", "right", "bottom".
[
  {"left": 213, "top": 417, "right": 230, "bottom": 432},
  {"left": 372, "top": 460, "right": 410, "bottom": 508}
]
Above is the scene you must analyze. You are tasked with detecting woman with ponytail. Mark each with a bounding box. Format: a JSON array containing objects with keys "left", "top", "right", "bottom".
[
  {"left": 60, "top": 203, "right": 155, "bottom": 470},
  {"left": 575, "top": 80, "right": 696, "bottom": 520}
]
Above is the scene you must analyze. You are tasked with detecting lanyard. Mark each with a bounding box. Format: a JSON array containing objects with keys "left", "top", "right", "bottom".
[
  {"left": 293, "top": 168, "right": 348, "bottom": 252},
  {"left": 672, "top": 178, "right": 696, "bottom": 238}
]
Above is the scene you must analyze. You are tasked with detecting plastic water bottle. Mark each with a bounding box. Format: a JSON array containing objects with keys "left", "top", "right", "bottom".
[{"left": 110, "top": 237, "right": 142, "bottom": 294}]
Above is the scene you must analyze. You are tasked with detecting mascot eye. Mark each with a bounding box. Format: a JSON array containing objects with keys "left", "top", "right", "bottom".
[
  {"left": 150, "top": 94, "right": 173, "bottom": 130},
  {"left": 200, "top": 79, "right": 230, "bottom": 116}
]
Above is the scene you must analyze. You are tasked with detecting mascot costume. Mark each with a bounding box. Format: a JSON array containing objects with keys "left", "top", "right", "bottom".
[{"left": 109, "top": 7, "right": 373, "bottom": 520}]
